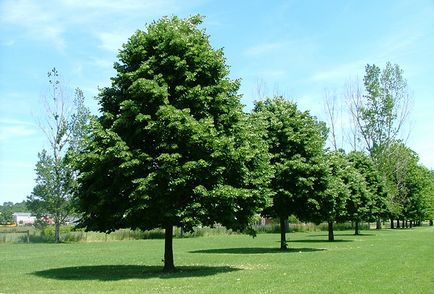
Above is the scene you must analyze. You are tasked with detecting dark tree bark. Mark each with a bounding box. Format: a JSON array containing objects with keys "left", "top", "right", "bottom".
[
  {"left": 280, "top": 217, "right": 288, "bottom": 250},
  {"left": 397, "top": 219, "right": 400, "bottom": 228},
  {"left": 376, "top": 218, "right": 382, "bottom": 230},
  {"left": 429, "top": 220, "right": 433, "bottom": 226},
  {"left": 354, "top": 221, "right": 359, "bottom": 235},
  {"left": 409, "top": 221, "right": 413, "bottom": 228},
  {"left": 328, "top": 221, "right": 334, "bottom": 241},
  {"left": 391, "top": 218, "right": 395, "bottom": 229},
  {"left": 163, "top": 225, "right": 175, "bottom": 272}
]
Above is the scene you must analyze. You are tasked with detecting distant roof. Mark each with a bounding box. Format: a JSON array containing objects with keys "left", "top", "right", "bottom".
[{"left": 12, "top": 212, "right": 32, "bottom": 216}]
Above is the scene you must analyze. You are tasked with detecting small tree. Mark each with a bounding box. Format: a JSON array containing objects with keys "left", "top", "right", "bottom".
[
  {"left": 76, "top": 16, "right": 270, "bottom": 272},
  {"left": 27, "top": 68, "right": 89, "bottom": 242},
  {"left": 319, "top": 151, "right": 351, "bottom": 241},
  {"left": 347, "top": 151, "right": 387, "bottom": 228},
  {"left": 252, "top": 97, "right": 328, "bottom": 249}
]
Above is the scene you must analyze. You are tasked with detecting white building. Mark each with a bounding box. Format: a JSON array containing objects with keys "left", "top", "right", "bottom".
[{"left": 12, "top": 212, "right": 36, "bottom": 225}]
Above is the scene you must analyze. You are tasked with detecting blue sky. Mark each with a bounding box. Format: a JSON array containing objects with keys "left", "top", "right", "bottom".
[{"left": 1, "top": 0, "right": 433, "bottom": 203}]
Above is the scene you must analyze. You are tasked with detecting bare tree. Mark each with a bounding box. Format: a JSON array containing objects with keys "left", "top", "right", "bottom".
[{"left": 28, "top": 68, "right": 89, "bottom": 242}]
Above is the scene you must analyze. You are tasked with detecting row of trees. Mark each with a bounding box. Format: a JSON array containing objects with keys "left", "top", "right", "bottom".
[{"left": 27, "top": 16, "right": 434, "bottom": 272}]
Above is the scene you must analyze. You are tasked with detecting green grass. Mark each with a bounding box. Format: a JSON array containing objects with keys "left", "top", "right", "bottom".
[{"left": 1, "top": 227, "right": 433, "bottom": 293}]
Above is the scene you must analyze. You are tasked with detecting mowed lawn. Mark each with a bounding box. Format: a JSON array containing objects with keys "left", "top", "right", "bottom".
[{"left": 1, "top": 226, "right": 433, "bottom": 293}]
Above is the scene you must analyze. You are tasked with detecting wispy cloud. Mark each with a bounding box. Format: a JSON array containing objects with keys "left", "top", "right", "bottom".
[
  {"left": 244, "top": 41, "right": 286, "bottom": 57},
  {"left": 0, "top": 119, "right": 37, "bottom": 141},
  {"left": 310, "top": 60, "right": 366, "bottom": 84},
  {"left": 97, "top": 31, "right": 133, "bottom": 52},
  {"left": 0, "top": 0, "right": 66, "bottom": 50},
  {"left": 0, "top": 0, "right": 181, "bottom": 52}
]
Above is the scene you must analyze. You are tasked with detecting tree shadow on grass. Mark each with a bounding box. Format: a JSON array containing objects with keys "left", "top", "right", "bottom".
[
  {"left": 307, "top": 232, "right": 374, "bottom": 238},
  {"left": 289, "top": 239, "right": 353, "bottom": 243},
  {"left": 32, "top": 265, "right": 240, "bottom": 281},
  {"left": 190, "top": 247, "right": 325, "bottom": 254}
]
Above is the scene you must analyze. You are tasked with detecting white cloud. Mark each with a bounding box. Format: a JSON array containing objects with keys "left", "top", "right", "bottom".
[
  {"left": 0, "top": 0, "right": 181, "bottom": 52},
  {"left": 0, "top": 119, "right": 37, "bottom": 141}
]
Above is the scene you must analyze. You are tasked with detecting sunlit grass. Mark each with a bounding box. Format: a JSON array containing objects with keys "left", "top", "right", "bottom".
[{"left": 1, "top": 226, "right": 433, "bottom": 293}]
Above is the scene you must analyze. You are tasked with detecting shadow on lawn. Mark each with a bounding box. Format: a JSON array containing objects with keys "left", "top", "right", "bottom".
[
  {"left": 190, "top": 247, "right": 325, "bottom": 254},
  {"left": 289, "top": 239, "right": 353, "bottom": 243},
  {"left": 307, "top": 232, "right": 374, "bottom": 238},
  {"left": 32, "top": 265, "right": 240, "bottom": 281}
]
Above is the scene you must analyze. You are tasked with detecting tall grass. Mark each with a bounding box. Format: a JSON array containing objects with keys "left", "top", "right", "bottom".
[
  {"left": 0, "top": 222, "right": 371, "bottom": 244},
  {"left": 252, "top": 222, "right": 370, "bottom": 233}
]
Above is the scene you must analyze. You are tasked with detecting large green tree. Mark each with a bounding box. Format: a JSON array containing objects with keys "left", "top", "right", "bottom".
[
  {"left": 27, "top": 68, "right": 89, "bottom": 242},
  {"left": 76, "top": 16, "right": 269, "bottom": 272},
  {"left": 252, "top": 97, "right": 328, "bottom": 250}
]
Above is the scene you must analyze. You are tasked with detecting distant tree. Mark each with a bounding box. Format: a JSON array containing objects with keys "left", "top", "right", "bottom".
[
  {"left": 347, "top": 62, "right": 411, "bottom": 229},
  {"left": 0, "top": 207, "right": 13, "bottom": 224},
  {"left": 343, "top": 165, "right": 371, "bottom": 235},
  {"left": 319, "top": 151, "right": 351, "bottom": 241},
  {"left": 347, "top": 151, "right": 388, "bottom": 226},
  {"left": 252, "top": 96, "right": 328, "bottom": 249},
  {"left": 27, "top": 68, "right": 89, "bottom": 242},
  {"left": 76, "top": 16, "right": 270, "bottom": 272},
  {"left": 380, "top": 143, "right": 434, "bottom": 227}
]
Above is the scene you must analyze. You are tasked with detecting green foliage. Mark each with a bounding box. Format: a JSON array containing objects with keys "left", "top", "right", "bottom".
[
  {"left": 0, "top": 208, "right": 13, "bottom": 224},
  {"left": 252, "top": 98, "right": 328, "bottom": 218},
  {"left": 360, "top": 62, "right": 409, "bottom": 153},
  {"left": 317, "top": 151, "right": 351, "bottom": 224},
  {"left": 77, "top": 16, "right": 270, "bottom": 269},
  {"left": 251, "top": 96, "right": 327, "bottom": 248}
]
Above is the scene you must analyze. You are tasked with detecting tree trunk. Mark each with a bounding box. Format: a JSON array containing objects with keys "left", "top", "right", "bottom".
[
  {"left": 376, "top": 218, "right": 382, "bottom": 230},
  {"left": 390, "top": 218, "right": 394, "bottom": 229},
  {"left": 409, "top": 221, "right": 412, "bottom": 228},
  {"left": 280, "top": 217, "right": 287, "bottom": 250},
  {"left": 354, "top": 221, "right": 359, "bottom": 235},
  {"left": 54, "top": 221, "right": 60, "bottom": 243},
  {"left": 397, "top": 219, "right": 400, "bottom": 228},
  {"left": 328, "top": 221, "right": 334, "bottom": 241},
  {"left": 430, "top": 220, "right": 433, "bottom": 226},
  {"left": 163, "top": 225, "right": 175, "bottom": 272}
]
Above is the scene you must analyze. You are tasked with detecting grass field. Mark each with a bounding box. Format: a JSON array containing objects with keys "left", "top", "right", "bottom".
[{"left": 1, "top": 226, "right": 433, "bottom": 293}]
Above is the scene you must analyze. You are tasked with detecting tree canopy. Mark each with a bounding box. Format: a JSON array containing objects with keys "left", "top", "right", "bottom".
[
  {"left": 251, "top": 96, "right": 328, "bottom": 249},
  {"left": 76, "top": 15, "right": 270, "bottom": 271}
]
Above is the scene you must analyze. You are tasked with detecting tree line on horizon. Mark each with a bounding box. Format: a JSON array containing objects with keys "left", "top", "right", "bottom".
[{"left": 23, "top": 15, "right": 434, "bottom": 272}]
